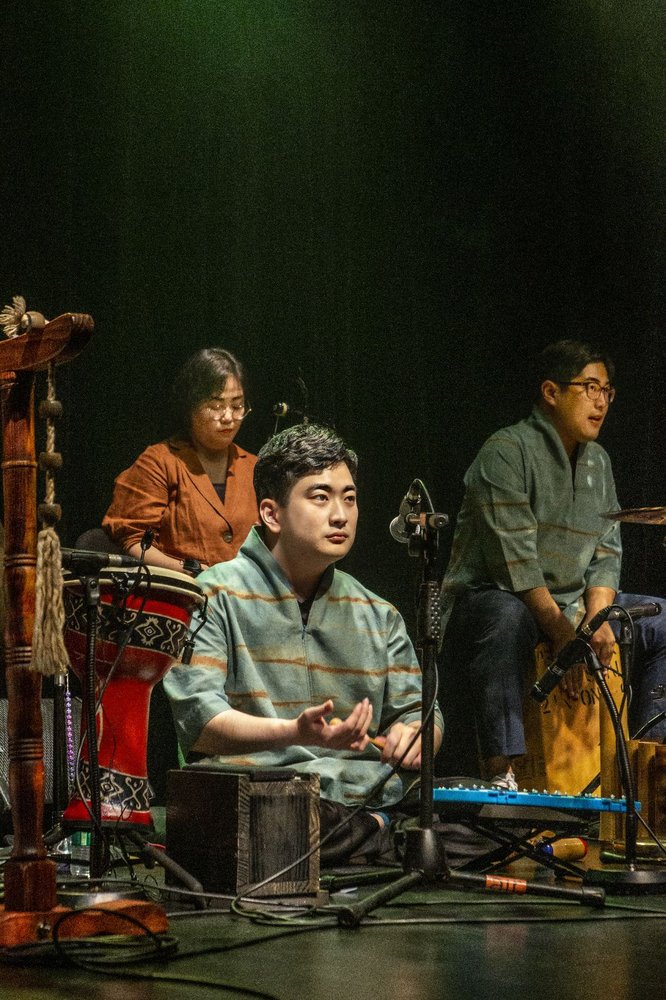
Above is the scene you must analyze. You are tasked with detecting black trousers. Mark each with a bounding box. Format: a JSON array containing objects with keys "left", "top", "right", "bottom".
[{"left": 319, "top": 799, "right": 392, "bottom": 866}]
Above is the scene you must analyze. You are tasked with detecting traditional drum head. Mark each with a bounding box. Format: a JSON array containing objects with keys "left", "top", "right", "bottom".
[
  {"left": 63, "top": 564, "right": 205, "bottom": 681},
  {"left": 63, "top": 563, "right": 205, "bottom": 598}
]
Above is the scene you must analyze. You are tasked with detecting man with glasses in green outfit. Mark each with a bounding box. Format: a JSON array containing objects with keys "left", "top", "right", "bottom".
[{"left": 437, "top": 339, "right": 666, "bottom": 786}]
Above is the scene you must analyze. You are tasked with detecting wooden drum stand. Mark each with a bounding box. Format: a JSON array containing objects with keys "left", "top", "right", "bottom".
[{"left": 0, "top": 310, "right": 167, "bottom": 947}]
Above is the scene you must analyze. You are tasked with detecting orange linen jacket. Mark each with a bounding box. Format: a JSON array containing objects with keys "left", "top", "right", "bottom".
[{"left": 103, "top": 439, "right": 258, "bottom": 566}]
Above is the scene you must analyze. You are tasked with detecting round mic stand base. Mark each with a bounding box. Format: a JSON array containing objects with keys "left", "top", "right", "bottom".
[
  {"left": 583, "top": 866, "right": 666, "bottom": 895},
  {"left": 54, "top": 831, "right": 207, "bottom": 910}
]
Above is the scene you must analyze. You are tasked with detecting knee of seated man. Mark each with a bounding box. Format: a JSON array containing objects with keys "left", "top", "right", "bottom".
[{"left": 469, "top": 589, "right": 537, "bottom": 644}]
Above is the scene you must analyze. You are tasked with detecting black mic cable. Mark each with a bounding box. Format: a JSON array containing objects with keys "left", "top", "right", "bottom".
[{"left": 138, "top": 528, "right": 154, "bottom": 565}]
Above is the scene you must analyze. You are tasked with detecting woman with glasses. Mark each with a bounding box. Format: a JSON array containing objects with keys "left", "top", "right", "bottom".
[{"left": 103, "top": 347, "right": 257, "bottom": 572}]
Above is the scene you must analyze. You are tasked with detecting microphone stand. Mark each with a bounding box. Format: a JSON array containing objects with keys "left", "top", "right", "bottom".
[
  {"left": 393, "top": 507, "right": 447, "bottom": 875},
  {"left": 43, "top": 572, "right": 105, "bottom": 878},
  {"left": 581, "top": 643, "right": 666, "bottom": 893},
  {"left": 78, "top": 572, "right": 106, "bottom": 879},
  {"left": 337, "top": 491, "right": 605, "bottom": 929},
  {"left": 51, "top": 673, "right": 70, "bottom": 823}
]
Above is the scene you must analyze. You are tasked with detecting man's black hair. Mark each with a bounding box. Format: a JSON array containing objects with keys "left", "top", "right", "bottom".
[
  {"left": 532, "top": 339, "right": 615, "bottom": 401},
  {"left": 254, "top": 423, "right": 358, "bottom": 506}
]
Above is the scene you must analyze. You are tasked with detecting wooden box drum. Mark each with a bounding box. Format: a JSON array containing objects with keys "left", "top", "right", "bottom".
[
  {"left": 61, "top": 566, "right": 204, "bottom": 829},
  {"left": 514, "top": 641, "right": 625, "bottom": 795}
]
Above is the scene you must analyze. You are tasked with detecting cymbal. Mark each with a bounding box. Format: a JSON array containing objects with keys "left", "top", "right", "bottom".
[{"left": 603, "top": 506, "right": 666, "bottom": 525}]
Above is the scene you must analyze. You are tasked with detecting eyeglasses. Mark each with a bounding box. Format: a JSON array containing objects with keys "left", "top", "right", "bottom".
[
  {"left": 558, "top": 380, "right": 616, "bottom": 404},
  {"left": 201, "top": 398, "right": 251, "bottom": 420}
]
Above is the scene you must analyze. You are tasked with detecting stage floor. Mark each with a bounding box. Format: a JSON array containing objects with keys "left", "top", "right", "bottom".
[{"left": 1, "top": 840, "right": 665, "bottom": 1000}]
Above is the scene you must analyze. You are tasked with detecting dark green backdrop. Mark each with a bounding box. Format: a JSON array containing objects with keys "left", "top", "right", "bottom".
[{"left": 3, "top": 1, "right": 665, "bottom": 621}]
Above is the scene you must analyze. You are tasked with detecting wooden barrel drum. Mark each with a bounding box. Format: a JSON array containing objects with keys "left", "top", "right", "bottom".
[{"left": 61, "top": 566, "right": 204, "bottom": 828}]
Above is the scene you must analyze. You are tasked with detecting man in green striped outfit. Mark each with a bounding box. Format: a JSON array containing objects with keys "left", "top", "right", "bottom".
[
  {"left": 437, "top": 339, "right": 666, "bottom": 787},
  {"left": 165, "top": 423, "right": 442, "bottom": 862}
]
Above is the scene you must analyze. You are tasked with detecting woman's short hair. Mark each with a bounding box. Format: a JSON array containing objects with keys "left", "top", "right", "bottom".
[
  {"left": 254, "top": 423, "right": 358, "bottom": 506},
  {"left": 172, "top": 348, "right": 246, "bottom": 438}
]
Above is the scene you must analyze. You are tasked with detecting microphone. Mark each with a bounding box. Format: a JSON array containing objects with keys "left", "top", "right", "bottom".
[
  {"left": 389, "top": 480, "right": 422, "bottom": 542},
  {"left": 578, "top": 601, "right": 662, "bottom": 641},
  {"left": 531, "top": 601, "right": 663, "bottom": 703},
  {"left": 272, "top": 402, "right": 290, "bottom": 417},
  {"left": 532, "top": 604, "right": 612, "bottom": 703},
  {"left": 61, "top": 548, "right": 141, "bottom": 574},
  {"left": 576, "top": 605, "right": 614, "bottom": 641},
  {"left": 530, "top": 636, "right": 591, "bottom": 703},
  {"left": 606, "top": 601, "right": 661, "bottom": 622}
]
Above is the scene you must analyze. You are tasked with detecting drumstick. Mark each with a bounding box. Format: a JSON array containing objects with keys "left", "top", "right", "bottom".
[{"left": 329, "top": 717, "right": 386, "bottom": 748}]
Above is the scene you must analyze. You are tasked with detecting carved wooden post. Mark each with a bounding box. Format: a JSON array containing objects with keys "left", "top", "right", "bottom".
[
  {"left": 0, "top": 314, "right": 92, "bottom": 941},
  {"left": 1, "top": 366, "right": 56, "bottom": 910}
]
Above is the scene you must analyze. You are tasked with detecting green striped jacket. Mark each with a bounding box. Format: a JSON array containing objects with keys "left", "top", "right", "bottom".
[{"left": 164, "top": 527, "right": 441, "bottom": 807}]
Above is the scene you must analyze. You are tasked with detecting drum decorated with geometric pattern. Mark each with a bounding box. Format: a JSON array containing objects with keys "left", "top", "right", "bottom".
[{"left": 61, "top": 566, "right": 204, "bottom": 828}]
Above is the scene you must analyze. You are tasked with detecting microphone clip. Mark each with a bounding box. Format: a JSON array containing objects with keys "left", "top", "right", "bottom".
[
  {"left": 389, "top": 481, "right": 422, "bottom": 543},
  {"left": 390, "top": 479, "right": 449, "bottom": 560}
]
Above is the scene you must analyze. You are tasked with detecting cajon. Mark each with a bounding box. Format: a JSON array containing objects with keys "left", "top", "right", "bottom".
[{"left": 514, "top": 642, "right": 624, "bottom": 794}]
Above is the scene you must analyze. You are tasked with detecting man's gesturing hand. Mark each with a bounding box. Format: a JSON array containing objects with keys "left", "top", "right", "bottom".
[{"left": 297, "top": 698, "right": 373, "bottom": 750}]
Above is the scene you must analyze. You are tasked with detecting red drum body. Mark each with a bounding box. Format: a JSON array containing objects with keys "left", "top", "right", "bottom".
[{"left": 62, "top": 566, "right": 204, "bottom": 828}]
